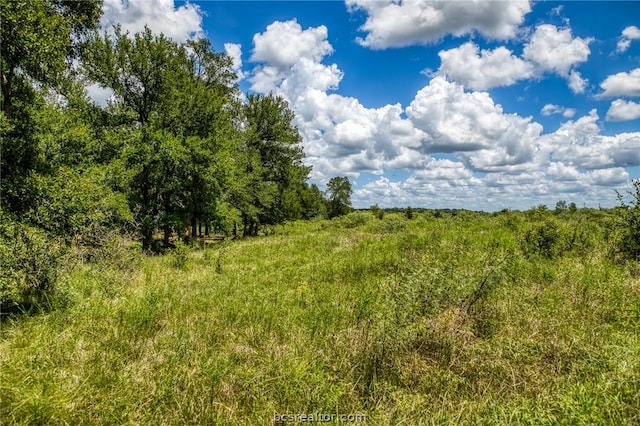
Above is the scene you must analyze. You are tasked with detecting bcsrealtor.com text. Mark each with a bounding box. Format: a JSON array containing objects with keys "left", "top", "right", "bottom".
[{"left": 273, "top": 412, "right": 366, "bottom": 423}]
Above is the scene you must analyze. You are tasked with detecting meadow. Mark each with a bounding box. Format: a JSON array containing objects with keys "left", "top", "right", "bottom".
[{"left": 1, "top": 210, "right": 639, "bottom": 424}]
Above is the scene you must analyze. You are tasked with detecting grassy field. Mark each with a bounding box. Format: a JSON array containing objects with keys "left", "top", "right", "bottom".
[{"left": 1, "top": 211, "right": 640, "bottom": 424}]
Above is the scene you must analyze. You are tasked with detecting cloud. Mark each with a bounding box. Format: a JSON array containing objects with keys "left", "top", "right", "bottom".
[
  {"left": 436, "top": 42, "right": 533, "bottom": 90},
  {"left": 598, "top": 68, "right": 640, "bottom": 98},
  {"left": 247, "top": 19, "right": 636, "bottom": 210},
  {"left": 617, "top": 25, "right": 640, "bottom": 53},
  {"left": 522, "top": 24, "right": 592, "bottom": 77},
  {"left": 589, "top": 168, "right": 629, "bottom": 186},
  {"left": 549, "top": 5, "right": 564, "bottom": 16},
  {"left": 606, "top": 99, "right": 640, "bottom": 121},
  {"left": 224, "top": 43, "right": 244, "bottom": 81},
  {"left": 568, "top": 70, "right": 588, "bottom": 94},
  {"left": 100, "top": 0, "right": 203, "bottom": 42},
  {"left": 406, "top": 77, "right": 542, "bottom": 172},
  {"left": 435, "top": 25, "right": 590, "bottom": 92},
  {"left": 248, "top": 20, "right": 425, "bottom": 179},
  {"left": 546, "top": 161, "right": 581, "bottom": 181},
  {"left": 346, "top": 0, "right": 531, "bottom": 49},
  {"left": 250, "top": 20, "right": 332, "bottom": 69},
  {"left": 539, "top": 109, "right": 640, "bottom": 169},
  {"left": 85, "top": 83, "right": 115, "bottom": 107},
  {"left": 541, "top": 104, "right": 576, "bottom": 118},
  {"left": 249, "top": 20, "right": 336, "bottom": 93}
]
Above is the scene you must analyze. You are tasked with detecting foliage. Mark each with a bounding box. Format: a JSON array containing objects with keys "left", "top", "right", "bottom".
[
  {"left": 370, "top": 204, "right": 384, "bottom": 219},
  {"left": 333, "top": 210, "right": 370, "bottom": 228},
  {"left": 2, "top": 214, "right": 639, "bottom": 424},
  {"left": 0, "top": 215, "right": 64, "bottom": 314},
  {"left": 405, "top": 206, "right": 414, "bottom": 220},
  {"left": 520, "top": 219, "right": 564, "bottom": 258},
  {"left": 230, "top": 94, "right": 311, "bottom": 236},
  {"left": 170, "top": 239, "right": 189, "bottom": 269},
  {"left": 26, "top": 167, "right": 131, "bottom": 245},
  {"left": 326, "top": 176, "right": 352, "bottom": 218},
  {"left": 614, "top": 180, "right": 640, "bottom": 260},
  {"left": 0, "top": 0, "right": 101, "bottom": 214}
]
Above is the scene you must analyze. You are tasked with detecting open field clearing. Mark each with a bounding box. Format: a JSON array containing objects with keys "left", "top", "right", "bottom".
[{"left": 2, "top": 211, "right": 639, "bottom": 424}]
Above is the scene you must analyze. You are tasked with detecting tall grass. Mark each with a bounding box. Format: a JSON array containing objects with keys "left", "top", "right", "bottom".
[{"left": 1, "top": 212, "right": 639, "bottom": 424}]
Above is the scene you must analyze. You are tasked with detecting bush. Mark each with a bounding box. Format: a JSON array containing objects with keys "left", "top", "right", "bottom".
[
  {"left": 370, "top": 204, "right": 384, "bottom": 220},
  {"left": 365, "top": 214, "right": 408, "bottom": 233},
  {"left": 170, "top": 239, "right": 189, "bottom": 269},
  {"left": 0, "top": 216, "right": 64, "bottom": 314},
  {"left": 614, "top": 180, "right": 640, "bottom": 260},
  {"left": 334, "top": 211, "right": 370, "bottom": 229},
  {"left": 519, "top": 220, "right": 564, "bottom": 259},
  {"left": 26, "top": 166, "right": 132, "bottom": 246}
]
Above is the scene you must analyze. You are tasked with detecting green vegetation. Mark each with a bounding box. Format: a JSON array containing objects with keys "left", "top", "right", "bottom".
[
  {"left": 2, "top": 2, "right": 640, "bottom": 423},
  {"left": 2, "top": 210, "right": 640, "bottom": 424},
  {"left": 1, "top": 0, "right": 351, "bottom": 311}
]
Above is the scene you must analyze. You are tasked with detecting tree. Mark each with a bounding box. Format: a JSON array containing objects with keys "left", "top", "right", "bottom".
[
  {"left": 370, "top": 204, "right": 384, "bottom": 219},
  {"left": 555, "top": 200, "right": 567, "bottom": 213},
  {"left": 231, "top": 94, "right": 310, "bottom": 236},
  {"left": 300, "top": 183, "right": 327, "bottom": 220},
  {"left": 405, "top": 206, "right": 414, "bottom": 220},
  {"left": 84, "top": 27, "right": 188, "bottom": 250},
  {"left": 84, "top": 27, "right": 240, "bottom": 249},
  {"left": 615, "top": 180, "right": 640, "bottom": 259},
  {"left": 326, "top": 176, "right": 352, "bottom": 218},
  {"left": 0, "top": 0, "right": 102, "bottom": 213}
]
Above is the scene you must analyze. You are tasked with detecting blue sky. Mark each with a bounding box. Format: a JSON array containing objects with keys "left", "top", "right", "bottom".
[{"left": 96, "top": 0, "right": 640, "bottom": 210}]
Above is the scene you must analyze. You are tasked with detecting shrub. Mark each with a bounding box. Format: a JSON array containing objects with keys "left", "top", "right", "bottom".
[
  {"left": 405, "top": 206, "right": 414, "bottom": 220},
  {"left": 170, "top": 239, "right": 189, "bottom": 269},
  {"left": 365, "top": 215, "right": 407, "bottom": 233},
  {"left": 614, "top": 180, "right": 640, "bottom": 260},
  {"left": 520, "top": 220, "right": 564, "bottom": 259},
  {"left": 334, "top": 211, "right": 370, "bottom": 228},
  {"left": 370, "top": 204, "right": 384, "bottom": 220},
  {"left": 26, "top": 166, "right": 132, "bottom": 246},
  {"left": 0, "top": 216, "right": 64, "bottom": 314}
]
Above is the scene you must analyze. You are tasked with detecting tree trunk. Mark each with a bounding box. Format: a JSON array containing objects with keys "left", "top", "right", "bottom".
[
  {"left": 190, "top": 214, "right": 197, "bottom": 239},
  {"left": 142, "top": 228, "right": 153, "bottom": 252}
]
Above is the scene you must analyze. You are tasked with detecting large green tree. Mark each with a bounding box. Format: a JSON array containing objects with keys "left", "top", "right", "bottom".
[
  {"left": 0, "top": 0, "right": 102, "bottom": 213},
  {"left": 231, "top": 94, "right": 310, "bottom": 236},
  {"left": 326, "top": 176, "right": 352, "bottom": 218},
  {"left": 84, "top": 27, "right": 239, "bottom": 249}
]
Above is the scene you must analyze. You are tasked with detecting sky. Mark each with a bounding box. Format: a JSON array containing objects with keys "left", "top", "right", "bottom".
[{"left": 94, "top": 0, "right": 640, "bottom": 210}]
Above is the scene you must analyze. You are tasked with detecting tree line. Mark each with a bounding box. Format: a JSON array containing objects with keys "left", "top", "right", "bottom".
[{"left": 1, "top": 0, "right": 352, "bottom": 252}]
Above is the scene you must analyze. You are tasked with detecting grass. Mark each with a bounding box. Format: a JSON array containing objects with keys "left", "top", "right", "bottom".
[{"left": 1, "top": 211, "right": 639, "bottom": 424}]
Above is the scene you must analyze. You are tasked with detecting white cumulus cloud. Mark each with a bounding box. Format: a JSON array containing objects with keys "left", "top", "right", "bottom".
[
  {"left": 606, "top": 99, "right": 640, "bottom": 121},
  {"left": 248, "top": 20, "right": 426, "bottom": 179},
  {"left": 436, "top": 42, "right": 533, "bottom": 90},
  {"left": 247, "top": 18, "right": 636, "bottom": 210},
  {"left": 523, "top": 24, "right": 592, "bottom": 77},
  {"left": 406, "top": 77, "right": 542, "bottom": 172},
  {"left": 568, "top": 70, "right": 588, "bottom": 94},
  {"left": 541, "top": 104, "right": 576, "bottom": 118},
  {"left": 100, "top": 0, "right": 203, "bottom": 42},
  {"left": 617, "top": 25, "right": 640, "bottom": 53},
  {"left": 346, "top": 0, "right": 531, "bottom": 49},
  {"left": 598, "top": 68, "right": 640, "bottom": 98},
  {"left": 539, "top": 110, "right": 640, "bottom": 169},
  {"left": 435, "top": 25, "right": 591, "bottom": 92},
  {"left": 224, "top": 43, "right": 245, "bottom": 81},
  {"left": 250, "top": 20, "right": 333, "bottom": 69},
  {"left": 250, "top": 20, "right": 336, "bottom": 93}
]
